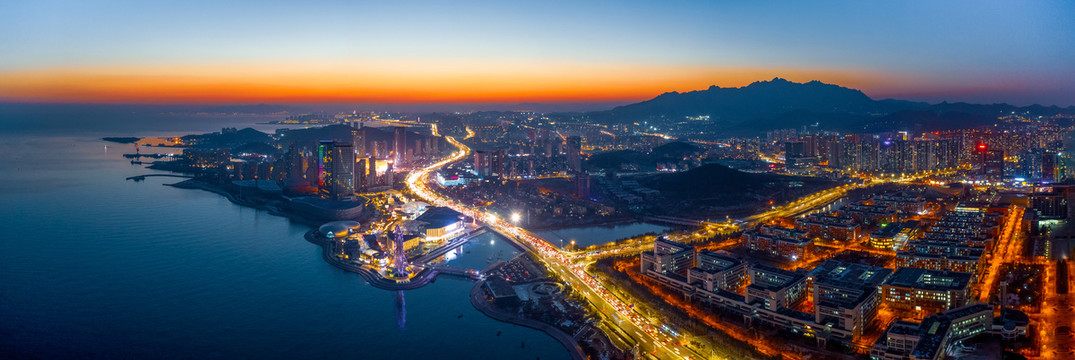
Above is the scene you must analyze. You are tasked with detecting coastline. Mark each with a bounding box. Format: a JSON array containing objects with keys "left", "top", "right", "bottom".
[
  {"left": 166, "top": 179, "right": 332, "bottom": 226},
  {"left": 161, "top": 177, "right": 592, "bottom": 360},
  {"left": 469, "top": 278, "right": 586, "bottom": 360}
]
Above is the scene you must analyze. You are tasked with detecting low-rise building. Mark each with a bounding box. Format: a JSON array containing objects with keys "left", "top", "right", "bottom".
[
  {"left": 687, "top": 250, "right": 747, "bottom": 292},
  {"left": 869, "top": 220, "right": 920, "bottom": 250},
  {"left": 797, "top": 213, "right": 861, "bottom": 241},
  {"left": 870, "top": 303, "right": 992, "bottom": 360},
  {"left": 881, "top": 267, "right": 973, "bottom": 319},
  {"left": 809, "top": 260, "right": 893, "bottom": 338},
  {"left": 414, "top": 206, "right": 464, "bottom": 240},
  {"left": 742, "top": 225, "right": 814, "bottom": 260},
  {"left": 640, "top": 238, "right": 695, "bottom": 277},
  {"left": 747, "top": 264, "right": 808, "bottom": 311}
]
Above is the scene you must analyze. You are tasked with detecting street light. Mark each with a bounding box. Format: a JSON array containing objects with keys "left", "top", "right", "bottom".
[{"left": 511, "top": 212, "right": 521, "bottom": 223}]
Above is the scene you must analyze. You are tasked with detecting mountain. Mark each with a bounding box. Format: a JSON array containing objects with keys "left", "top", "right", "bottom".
[
  {"left": 604, "top": 78, "right": 927, "bottom": 124},
  {"left": 595, "top": 78, "right": 1075, "bottom": 133}
]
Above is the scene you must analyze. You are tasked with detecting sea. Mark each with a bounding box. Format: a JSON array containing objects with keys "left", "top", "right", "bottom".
[{"left": 0, "top": 104, "right": 579, "bottom": 359}]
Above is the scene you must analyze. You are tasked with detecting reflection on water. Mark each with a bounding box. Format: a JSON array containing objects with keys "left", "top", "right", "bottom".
[
  {"left": 536, "top": 223, "right": 671, "bottom": 248},
  {"left": 396, "top": 290, "right": 407, "bottom": 330},
  {"left": 0, "top": 112, "right": 569, "bottom": 359}
]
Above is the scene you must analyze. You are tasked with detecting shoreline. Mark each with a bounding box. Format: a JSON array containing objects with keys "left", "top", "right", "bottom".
[
  {"left": 166, "top": 179, "right": 334, "bottom": 227},
  {"left": 469, "top": 278, "right": 586, "bottom": 360},
  {"left": 160, "top": 177, "right": 594, "bottom": 359}
]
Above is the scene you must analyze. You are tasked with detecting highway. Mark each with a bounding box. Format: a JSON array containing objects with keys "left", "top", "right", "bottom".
[
  {"left": 406, "top": 134, "right": 960, "bottom": 359},
  {"left": 407, "top": 135, "right": 704, "bottom": 359}
]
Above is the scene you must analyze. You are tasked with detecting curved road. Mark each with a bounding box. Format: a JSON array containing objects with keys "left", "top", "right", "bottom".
[{"left": 407, "top": 136, "right": 703, "bottom": 360}]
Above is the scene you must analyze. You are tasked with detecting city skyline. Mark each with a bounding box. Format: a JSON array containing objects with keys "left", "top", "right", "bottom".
[
  {"left": 5, "top": 2, "right": 1075, "bottom": 360},
  {"left": 2, "top": 0, "right": 1073, "bottom": 106}
]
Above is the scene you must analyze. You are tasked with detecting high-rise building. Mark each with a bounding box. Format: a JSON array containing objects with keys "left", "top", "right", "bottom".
[
  {"left": 318, "top": 140, "right": 355, "bottom": 201},
  {"left": 354, "top": 158, "right": 367, "bottom": 192},
  {"left": 393, "top": 127, "right": 406, "bottom": 164},
  {"left": 352, "top": 127, "right": 365, "bottom": 158},
  {"left": 785, "top": 141, "right": 806, "bottom": 159},
  {"left": 1043, "top": 150, "right": 1059, "bottom": 183},
  {"left": 980, "top": 147, "right": 1004, "bottom": 179},
  {"left": 574, "top": 172, "right": 590, "bottom": 199},
  {"left": 566, "top": 136, "right": 582, "bottom": 173},
  {"left": 473, "top": 149, "right": 505, "bottom": 179},
  {"left": 367, "top": 156, "right": 378, "bottom": 185},
  {"left": 385, "top": 161, "right": 394, "bottom": 186}
]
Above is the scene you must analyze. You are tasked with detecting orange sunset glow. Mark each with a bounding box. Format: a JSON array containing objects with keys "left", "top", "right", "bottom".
[{"left": 0, "top": 60, "right": 910, "bottom": 104}]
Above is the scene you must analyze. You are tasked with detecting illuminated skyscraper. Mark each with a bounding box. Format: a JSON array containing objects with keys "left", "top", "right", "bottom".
[
  {"left": 393, "top": 127, "right": 406, "bottom": 164},
  {"left": 319, "top": 140, "right": 355, "bottom": 201}
]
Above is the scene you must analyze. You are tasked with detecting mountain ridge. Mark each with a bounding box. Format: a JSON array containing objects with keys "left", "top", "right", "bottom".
[{"left": 594, "top": 78, "right": 1074, "bottom": 133}]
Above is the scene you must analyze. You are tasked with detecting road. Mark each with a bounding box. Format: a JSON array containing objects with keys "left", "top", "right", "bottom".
[
  {"left": 976, "top": 206, "right": 1024, "bottom": 302},
  {"left": 407, "top": 135, "right": 703, "bottom": 359},
  {"left": 406, "top": 135, "right": 960, "bottom": 359},
  {"left": 1035, "top": 259, "right": 1075, "bottom": 359}
]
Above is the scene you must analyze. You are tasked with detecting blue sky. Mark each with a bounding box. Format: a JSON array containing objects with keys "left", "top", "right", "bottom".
[{"left": 1, "top": 0, "right": 1073, "bottom": 105}]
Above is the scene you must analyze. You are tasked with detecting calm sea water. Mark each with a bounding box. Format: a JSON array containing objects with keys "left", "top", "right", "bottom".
[{"left": 0, "top": 105, "right": 567, "bottom": 359}]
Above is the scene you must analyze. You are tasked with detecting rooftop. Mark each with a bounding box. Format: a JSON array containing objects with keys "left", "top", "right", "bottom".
[
  {"left": 809, "top": 260, "right": 892, "bottom": 289},
  {"left": 414, "top": 206, "right": 463, "bottom": 229},
  {"left": 883, "top": 267, "right": 972, "bottom": 291}
]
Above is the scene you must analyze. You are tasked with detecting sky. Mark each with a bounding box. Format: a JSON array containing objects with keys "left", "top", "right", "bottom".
[{"left": 1, "top": 0, "right": 1073, "bottom": 107}]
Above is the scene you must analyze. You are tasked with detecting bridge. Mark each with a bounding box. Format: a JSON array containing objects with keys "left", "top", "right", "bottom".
[{"left": 126, "top": 174, "right": 194, "bottom": 182}]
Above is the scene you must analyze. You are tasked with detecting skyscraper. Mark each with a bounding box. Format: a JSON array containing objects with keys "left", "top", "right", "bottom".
[
  {"left": 473, "top": 149, "right": 505, "bottom": 180},
  {"left": 393, "top": 127, "right": 406, "bottom": 164},
  {"left": 319, "top": 140, "right": 355, "bottom": 201},
  {"left": 354, "top": 158, "right": 367, "bottom": 192},
  {"left": 982, "top": 148, "right": 1004, "bottom": 180},
  {"left": 1043, "top": 150, "right": 1059, "bottom": 183},
  {"left": 352, "top": 127, "right": 365, "bottom": 158},
  {"left": 566, "top": 136, "right": 582, "bottom": 173}
]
